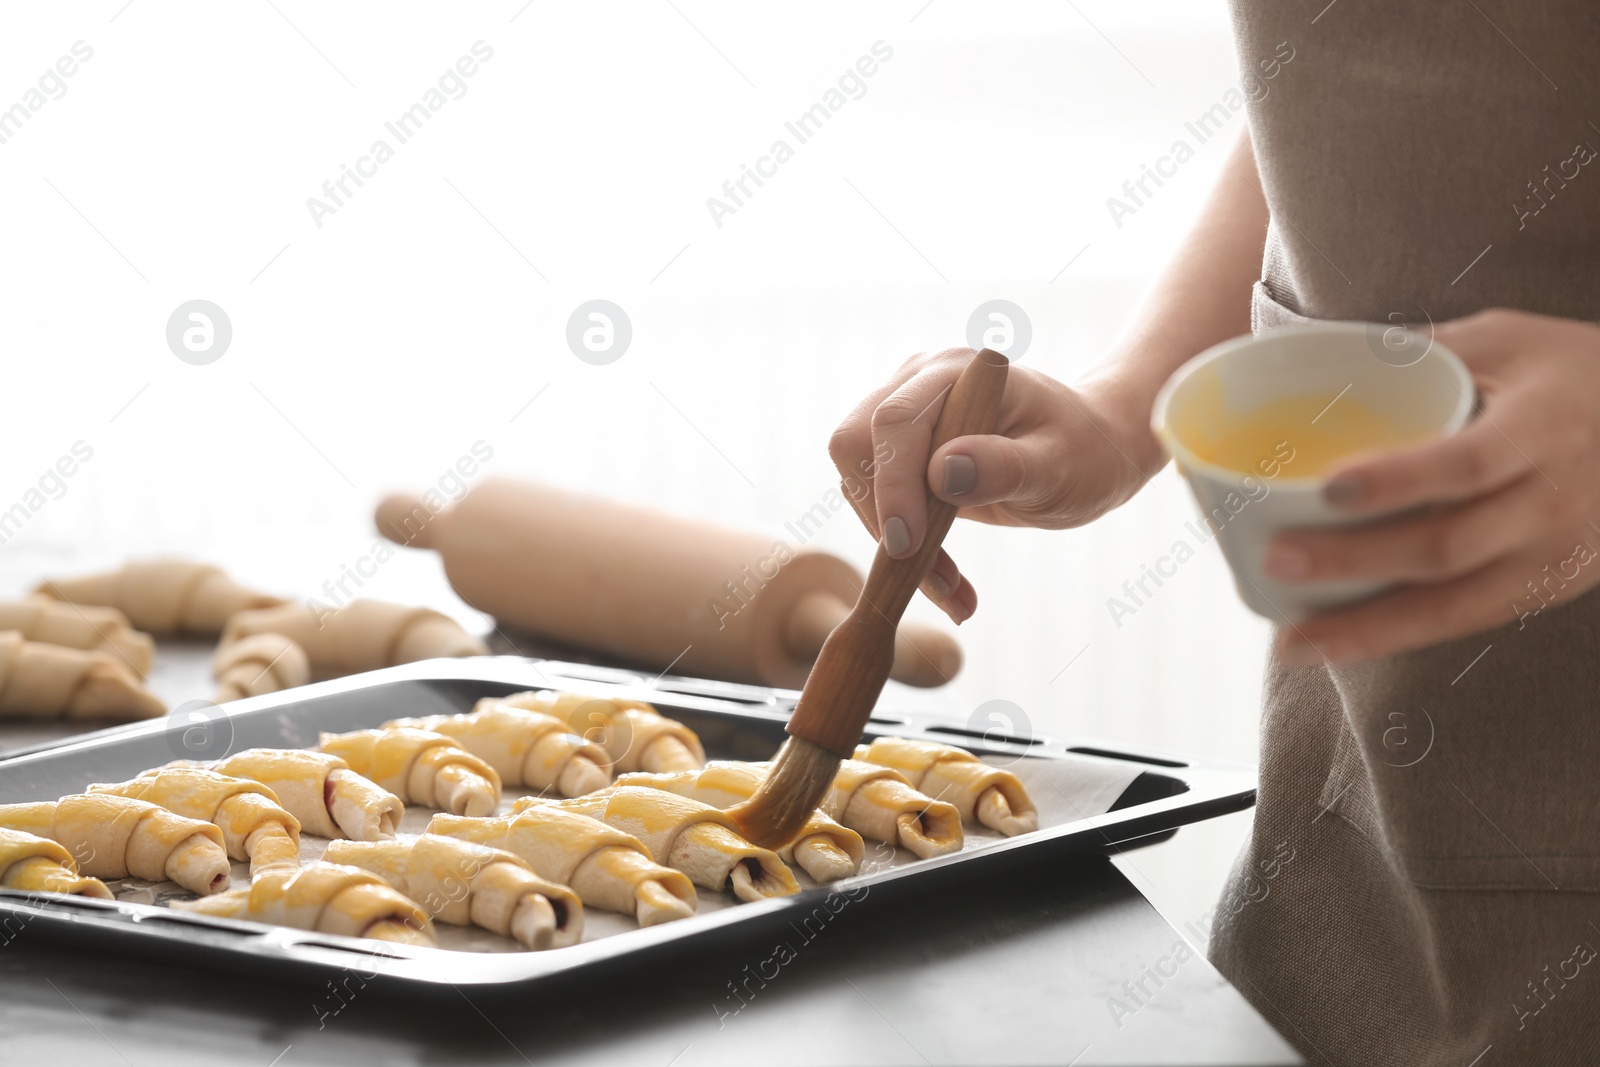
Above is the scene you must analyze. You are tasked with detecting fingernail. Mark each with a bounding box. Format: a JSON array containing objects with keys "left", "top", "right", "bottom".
[
  {"left": 883, "top": 516, "right": 912, "bottom": 557},
  {"left": 924, "top": 571, "right": 952, "bottom": 599},
  {"left": 1324, "top": 477, "right": 1363, "bottom": 509},
  {"left": 943, "top": 454, "right": 977, "bottom": 496},
  {"left": 1264, "top": 544, "right": 1310, "bottom": 580}
]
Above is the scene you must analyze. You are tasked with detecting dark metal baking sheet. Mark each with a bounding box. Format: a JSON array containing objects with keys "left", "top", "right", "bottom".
[{"left": 0, "top": 656, "right": 1256, "bottom": 988}]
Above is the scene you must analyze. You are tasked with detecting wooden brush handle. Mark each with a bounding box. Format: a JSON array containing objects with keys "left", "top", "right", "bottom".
[{"left": 787, "top": 348, "right": 1011, "bottom": 756}]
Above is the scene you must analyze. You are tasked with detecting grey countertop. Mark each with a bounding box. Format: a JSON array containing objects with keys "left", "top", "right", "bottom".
[{"left": 0, "top": 850, "right": 1301, "bottom": 1066}]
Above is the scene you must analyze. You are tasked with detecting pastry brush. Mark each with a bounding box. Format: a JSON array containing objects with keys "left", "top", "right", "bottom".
[{"left": 728, "top": 348, "right": 1010, "bottom": 849}]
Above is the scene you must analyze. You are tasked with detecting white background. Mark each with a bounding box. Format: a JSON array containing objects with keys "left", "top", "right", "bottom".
[{"left": 0, "top": 0, "right": 1268, "bottom": 942}]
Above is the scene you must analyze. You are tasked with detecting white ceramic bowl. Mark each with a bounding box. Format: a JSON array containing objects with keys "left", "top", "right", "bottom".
[{"left": 1151, "top": 323, "right": 1475, "bottom": 622}]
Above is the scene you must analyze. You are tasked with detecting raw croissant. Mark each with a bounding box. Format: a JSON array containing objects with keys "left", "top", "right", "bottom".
[
  {"left": 88, "top": 767, "right": 302, "bottom": 875},
  {"left": 0, "top": 596, "right": 153, "bottom": 677},
  {"left": 184, "top": 748, "right": 403, "bottom": 840},
  {"left": 501, "top": 691, "right": 704, "bottom": 773},
  {"left": 823, "top": 760, "right": 963, "bottom": 859},
  {"left": 221, "top": 598, "right": 486, "bottom": 684},
  {"left": 212, "top": 632, "right": 310, "bottom": 703},
  {"left": 325, "top": 834, "right": 584, "bottom": 949},
  {"left": 35, "top": 558, "right": 282, "bottom": 635},
  {"left": 529, "top": 787, "right": 798, "bottom": 902},
  {"left": 173, "top": 862, "right": 435, "bottom": 946},
  {"left": 0, "top": 794, "right": 230, "bottom": 895},
  {"left": 320, "top": 727, "right": 501, "bottom": 817},
  {"left": 428, "top": 807, "right": 697, "bottom": 927},
  {"left": 0, "top": 827, "right": 112, "bottom": 898},
  {"left": 854, "top": 737, "right": 1038, "bottom": 835},
  {"left": 387, "top": 697, "right": 611, "bottom": 797},
  {"left": 0, "top": 632, "right": 165, "bottom": 720},
  {"left": 617, "top": 764, "right": 865, "bottom": 883}
]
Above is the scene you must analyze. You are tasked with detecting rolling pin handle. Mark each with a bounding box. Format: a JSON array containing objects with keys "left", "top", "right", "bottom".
[
  {"left": 782, "top": 592, "right": 850, "bottom": 663},
  {"left": 782, "top": 592, "right": 960, "bottom": 688},
  {"left": 890, "top": 621, "right": 962, "bottom": 687},
  {"left": 376, "top": 493, "right": 442, "bottom": 550}
]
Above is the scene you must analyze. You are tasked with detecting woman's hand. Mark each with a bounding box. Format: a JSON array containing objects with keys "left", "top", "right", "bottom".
[
  {"left": 829, "top": 347, "right": 1160, "bottom": 624},
  {"left": 1269, "top": 309, "right": 1600, "bottom": 665}
]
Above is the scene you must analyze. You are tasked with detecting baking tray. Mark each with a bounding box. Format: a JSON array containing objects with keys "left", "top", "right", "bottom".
[{"left": 0, "top": 655, "right": 1256, "bottom": 988}]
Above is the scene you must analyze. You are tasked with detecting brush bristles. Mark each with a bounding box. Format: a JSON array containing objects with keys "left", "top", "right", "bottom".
[{"left": 727, "top": 737, "right": 841, "bottom": 850}]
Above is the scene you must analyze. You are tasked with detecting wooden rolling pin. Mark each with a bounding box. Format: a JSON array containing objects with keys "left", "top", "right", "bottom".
[{"left": 373, "top": 479, "right": 961, "bottom": 689}]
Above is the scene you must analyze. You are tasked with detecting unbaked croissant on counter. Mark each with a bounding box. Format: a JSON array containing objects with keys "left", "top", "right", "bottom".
[
  {"left": 530, "top": 787, "right": 798, "bottom": 901},
  {"left": 386, "top": 696, "right": 611, "bottom": 797},
  {"left": 617, "top": 763, "right": 864, "bottom": 883},
  {"left": 211, "top": 632, "right": 311, "bottom": 703},
  {"left": 221, "top": 598, "right": 486, "bottom": 682},
  {"left": 182, "top": 748, "right": 404, "bottom": 841},
  {"left": 822, "top": 760, "right": 963, "bottom": 859},
  {"left": 0, "top": 596, "right": 153, "bottom": 677},
  {"left": 0, "top": 827, "right": 112, "bottom": 898},
  {"left": 35, "top": 558, "right": 282, "bottom": 635},
  {"left": 0, "top": 794, "right": 230, "bottom": 895},
  {"left": 319, "top": 727, "right": 501, "bottom": 817},
  {"left": 428, "top": 806, "right": 697, "bottom": 928},
  {"left": 0, "top": 632, "right": 165, "bottom": 720},
  {"left": 325, "top": 834, "right": 583, "bottom": 950},
  {"left": 853, "top": 737, "right": 1037, "bottom": 836},
  {"left": 88, "top": 767, "right": 302, "bottom": 875},
  {"left": 501, "top": 691, "right": 704, "bottom": 774},
  {"left": 173, "top": 861, "right": 435, "bottom": 946}
]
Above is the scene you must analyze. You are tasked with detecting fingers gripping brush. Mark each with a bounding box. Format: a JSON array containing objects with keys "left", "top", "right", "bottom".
[{"left": 729, "top": 349, "right": 1011, "bottom": 849}]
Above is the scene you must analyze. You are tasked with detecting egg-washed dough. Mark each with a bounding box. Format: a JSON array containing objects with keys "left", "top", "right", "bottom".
[
  {"left": 500, "top": 691, "right": 704, "bottom": 774},
  {"left": 531, "top": 787, "right": 798, "bottom": 902},
  {"left": 822, "top": 760, "right": 964, "bottom": 859},
  {"left": 387, "top": 697, "right": 611, "bottom": 797},
  {"left": 428, "top": 807, "right": 696, "bottom": 928},
  {"left": 173, "top": 861, "right": 435, "bottom": 946},
  {"left": 616, "top": 764, "right": 865, "bottom": 883},
  {"left": 325, "top": 833, "right": 583, "bottom": 950},
  {"left": 0, "top": 794, "right": 229, "bottom": 895},
  {"left": 320, "top": 727, "right": 500, "bottom": 817},
  {"left": 88, "top": 766, "right": 302, "bottom": 875},
  {"left": 184, "top": 748, "right": 403, "bottom": 841},
  {"left": 853, "top": 737, "right": 1037, "bottom": 836},
  {"left": 0, "top": 827, "right": 112, "bottom": 899}
]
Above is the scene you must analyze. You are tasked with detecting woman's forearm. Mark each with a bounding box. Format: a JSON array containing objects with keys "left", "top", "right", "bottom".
[{"left": 1083, "top": 127, "right": 1269, "bottom": 478}]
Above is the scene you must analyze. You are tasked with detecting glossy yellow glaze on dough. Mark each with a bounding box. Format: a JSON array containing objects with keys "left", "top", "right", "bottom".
[
  {"left": 0, "top": 827, "right": 113, "bottom": 898},
  {"left": 543, "top": 787, "right": 740, "bottom": 863},
  {"left": 427, "top": 807, "right": 697, "bottom": 924},
  {"left": 201, "top": 749, "right": 345, "bottom": 837},
  {"left": 389, "top": 700, "right": 613, "bottom": 794},
  {"left": 87, "top": 767, "right": 301, "bottom": 861},
  {"left": 0, "top": 794, "right": 229, "bottom": 891},
  {"left": 501, "top": 691, "right": 705, "bottom": 772},
  {"left": 324, "top": 833, "right": 585, "bottom": 948},
  {"left": 434, "top": 806, "right": 641, "bottom": 884},
  {"left": 822, "top": 759, "right": 905, "bottom": 817},
  {"left": 854, "top": 737, "right": 1037, "bottom": 830},
  {"left": 616, "top": 764, "right": 867, "bottom": 881},
  {"left": 174, "top": 861, "right": 435, "bottom": 944},
  {"left": 320, "top": 727, "right": 501, "bottom": 808}
]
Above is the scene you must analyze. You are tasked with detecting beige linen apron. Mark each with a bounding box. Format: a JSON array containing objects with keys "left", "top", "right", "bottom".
[{"left": 1212, "top": 3, "right": 1600, "bottom": 1064}]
